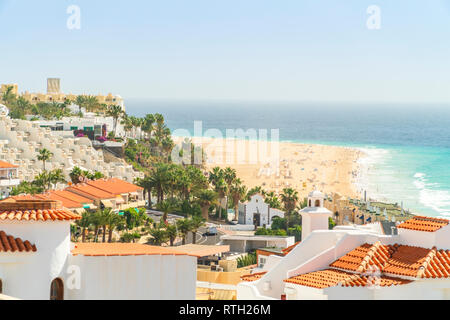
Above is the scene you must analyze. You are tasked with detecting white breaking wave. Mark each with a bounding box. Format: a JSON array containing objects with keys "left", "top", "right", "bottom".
[{"left": 413, "top": 172, "right": 450, "bottom": 217}]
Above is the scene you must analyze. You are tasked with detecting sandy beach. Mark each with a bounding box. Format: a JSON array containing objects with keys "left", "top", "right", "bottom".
[{"left": 174, "top": 136, "right": 366, "bottom": 200}]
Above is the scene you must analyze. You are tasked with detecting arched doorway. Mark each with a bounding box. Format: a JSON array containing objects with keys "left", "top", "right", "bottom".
[
  {"left": 0, "top": 279, "right": 3, "bottom": 294},
  {"left": 50, "top": 278, "right": 64, "bottom": 300},
  {"left": 315, "top": 200, "right": 321, "bottom": 207}
]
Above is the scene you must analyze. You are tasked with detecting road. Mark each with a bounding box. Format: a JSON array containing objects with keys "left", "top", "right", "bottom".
[{"left": 146, "top": 210, "right": 224, "bottom": 246}]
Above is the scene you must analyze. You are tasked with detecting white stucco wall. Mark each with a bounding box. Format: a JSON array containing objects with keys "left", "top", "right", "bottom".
[
  {"left": 66, "top": 254, "right": 197, "bottom": 300},
  {"left": 0, "top": 220, "right": 71, "bottom": 300}
]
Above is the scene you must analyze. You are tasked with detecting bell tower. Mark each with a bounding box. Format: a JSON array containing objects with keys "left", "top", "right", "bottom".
[{"left": 300, "top": 190, "right": 332, "bottom": 241}]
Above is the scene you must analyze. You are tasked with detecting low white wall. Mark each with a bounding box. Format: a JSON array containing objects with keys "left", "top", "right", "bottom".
[{"left": 66, "top": 254, "right": 197, "bottom": 300}]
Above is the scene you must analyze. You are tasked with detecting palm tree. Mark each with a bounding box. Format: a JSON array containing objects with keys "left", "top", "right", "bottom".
[
  {"left": 106, "top": 105, "right": 124, "bottom": 136},
  {"left": 75, "top": 95, "right": 87, "bottom": 115},
  {"left": 75, "top": 211, "right": 91, "bottom": 242},
  {"left": 190, "top": 216, "right": 206, "bottom": 244},
  {"left": 135, "top": 176, "right": 154, "bottom": 209},
  {"left": 149, "top": 227, "right": 169, "bottom": 246},
  {"left": 280, "top": 188, "right": 299, "bottom": 229},
  {"left": 196, "top": 190, "right": 218, "bottom": 222},
  {"left": 37, "top": 148, "right": 53, "bottom": 171},
  {"left": 223, "top": 167, "right": 237, "bottom": 219},
  {"left": 176, "top": 218, "right": 192, "bottom": 245},
  {"left": 84, "top": 95, "right": 100, "bottom": 113},
  {"left": 247, "top": 186, "right": 266, "bottom": 200},
  {"left": 107, "top": 213, "right": 123, "bottom": 243},
  {"left": 98, "top": 208, "right": 113, "bottom": 243},
  {"left": 48, "top": 169, "right": 66, "bottom": 190},
  {"left": 166, "top": 224, "right": 178, "bottom": 246},
  {"left": 142, "top": 114, "right": 155, "bottom": 140},
  {"left": 150, "top": 163, "right": 174, "bottom": 204},
  {"left": 264, "top": 191, "right": 282, "bottom": 209},
  {"left": 1, "top": 85, "right": 16, "bottom": 105},
  {"left": 230, "top": 179, "right": 247, "bottom": 222},
  {"left": 156, "top": 199, "right": 176, "bottom": 224},
  {"left": 91, "top": 210, "right": 104, "bottom": 243}
]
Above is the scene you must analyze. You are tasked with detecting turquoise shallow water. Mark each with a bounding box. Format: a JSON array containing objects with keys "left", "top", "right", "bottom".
[{"left": 126, "top": 99, "right": 450, "bottom": 217}]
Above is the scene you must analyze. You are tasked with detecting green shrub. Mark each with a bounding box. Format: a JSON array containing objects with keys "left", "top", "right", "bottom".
[{"left": 237, "top": 252, "right": 257, "bottom": 268}]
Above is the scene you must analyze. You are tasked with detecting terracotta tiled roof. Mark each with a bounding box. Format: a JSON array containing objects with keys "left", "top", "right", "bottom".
[
  {"left": 422, "top": 249, "right": 450, "bottom": 278},
  {"left": 0, "top": 200, "right": 81, "bottom": 222},
  {"left": 284, "top": 242, "right": 450, "bottom": 289},
  {"left": 284, "top": 269, "right": 353, "bottom": 289},
  {"left": 240, "top": 272, "right": 267, "bottom": 282},
  {"left": 35, "top": 193, "right": 82, "bottom": 209},
  {"left": 330, "top": 242, "right": 396, "bottom": 272},
  {"left": 2, "top": 195, "right": 40, "bottom": 202},
  {"left": 284, "top": 269, "right": 411, "bottom": 289},
  {"left": 66, "top": 184, "right": 116, "bottom": 200},
  {"left": 397, "top": 216, "right": 449, "bottom": 232},
  {"left": 0, "top": 161, "right": 18, "bottom": 169},
  {"left": 0, "top": 231, "right": 37, "bottom": 253},
  {"left": 71, "top": 243, "right": 196, "bottom": 257},
  {"left": 340, "top": 274, "right": 411, "bottom": 287},
  {"left": 48, "top": 190, "right": 94, "bottom": 205},
  {"left": 86, "top": 178, "right": 143, "bottom": 195}
]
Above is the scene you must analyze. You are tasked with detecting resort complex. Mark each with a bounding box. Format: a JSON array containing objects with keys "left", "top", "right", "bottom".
[{"left": 0, "top": 80, "right": 448, "bottom": 302}]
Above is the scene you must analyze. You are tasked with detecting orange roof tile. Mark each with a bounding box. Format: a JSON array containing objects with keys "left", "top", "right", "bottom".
[
  {"left": 0, "top": 200, "right": 81, "bottom": 222},
  {"left": 397, "top": 216, "right": 449, "bottom": 232},
  {"left": 383, "top": 245, "right": 438, "bottom": 278},
  {"left": 284, "top": 269, "right": 353, "bottom": 289},
  {"left": 2, "top": 195, "right": 40, "bottom": 202},
  {"left": 0, "top": 161, "right": 18, "bottom": 169},
  {"left": 340, "top": 274, "right": 411, "bottom": 287},
  {"left": 240, "top": 272, "right": 267, "bottom": 282},
  {"left": 284, "top": 269, "right": 411, "bottom": 289},
  {"left": 66, "top": 183, "right": 116, "bottom": 200},
  {"left": 0, "top": 231, "right": 37, "bottom": 253},
  {"left": 49, "top": 190, "right": 94, "bottom": 205},
  {"left": 35, "top": 193, "right": 82, "bottom": 209},
  {"left": 86, "top": 178, "right": 143, "bottom": 195},
  {"left": 330, "top": 242, "right": 396, "bottom": 272},
  {"left": 71, "top": 243, "right": 195, "bottom": 257},
  {"left": 422, "top": 249, "right": 450, "bottom": 278}
]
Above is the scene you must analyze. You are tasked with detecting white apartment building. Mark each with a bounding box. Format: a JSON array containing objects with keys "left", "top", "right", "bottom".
[
  {"left": 0, "top": 112, "right": 143, "bottom": 183},
  {"left": 238, "top": 190, "right": 450, "bottom": 300}
]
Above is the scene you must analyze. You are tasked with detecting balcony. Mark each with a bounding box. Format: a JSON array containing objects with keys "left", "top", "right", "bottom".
[{"left": 0, "top": 178, "right": 20, "bottom": 187}]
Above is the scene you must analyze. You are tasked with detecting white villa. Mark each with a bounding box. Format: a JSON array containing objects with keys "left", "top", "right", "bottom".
[
  {"left": 0, "top": 112, "right": 143, "bottom": 183},
  {"left": 0, "top": 161, "right": 20, "bottom": 200},
  {"left": 0, "top": 199, "right": 197, "bottom": 300},
  {"left": 238, "top": 194, "right": 285, "bottom": 228},
  {"left": 238, "top": 190, "right": 450, "bottom": 300}
]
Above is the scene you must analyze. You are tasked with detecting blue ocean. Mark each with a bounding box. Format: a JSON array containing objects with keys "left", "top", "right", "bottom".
[{"left": 126, "top": 99, "right": 450, "bottom": 218}]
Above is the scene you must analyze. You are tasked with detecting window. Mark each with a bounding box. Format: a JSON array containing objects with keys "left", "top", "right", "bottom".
[
  {"left": 259, "top": 257, "right": 267, "bottom": 268},
  {"left": 50, "top": 278, "right": 64, "bottom": 300}
]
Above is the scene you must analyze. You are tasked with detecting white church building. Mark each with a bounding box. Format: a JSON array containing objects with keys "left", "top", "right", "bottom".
[
  {"left": 0, "top": 199, "right": 197, "bottom": 300},
  {"left": 238, "top": 194, "right": 285, "bottom": 228},
  {"left": 238, "top": 190, "right": 450, "bottom": 300}
]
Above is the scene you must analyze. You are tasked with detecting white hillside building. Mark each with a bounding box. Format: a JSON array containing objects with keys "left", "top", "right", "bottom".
[
  {"left": 238, "top": 190, "right": 450, "bottom": 300},
  {"left": 0, "top": 199, "right": 197, "bottom": 300},
  {"left": 238, "top": 194, "right": 285, "bottom": 228},
  {"left": 0, "top": 113, "right": 143, "bottom": 183}
]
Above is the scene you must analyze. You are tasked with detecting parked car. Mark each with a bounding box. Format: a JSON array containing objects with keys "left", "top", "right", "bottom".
[{"left": 203, "top": 227, "right": 218, "bottom": 236}]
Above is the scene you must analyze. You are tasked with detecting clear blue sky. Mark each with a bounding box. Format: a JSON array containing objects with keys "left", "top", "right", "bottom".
[{"left": 1, "top": 0, "right": 450, "bottom": 103}]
